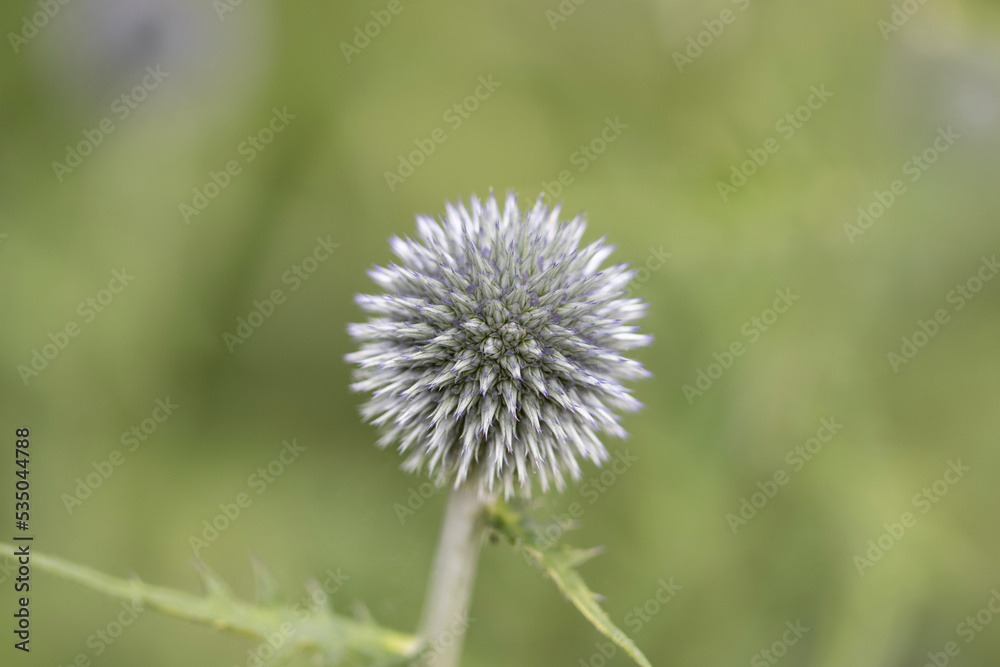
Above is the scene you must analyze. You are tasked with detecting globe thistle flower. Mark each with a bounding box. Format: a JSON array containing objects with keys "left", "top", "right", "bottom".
[{"left": 347, "top": 192, "right": 651, "bottom": 498}]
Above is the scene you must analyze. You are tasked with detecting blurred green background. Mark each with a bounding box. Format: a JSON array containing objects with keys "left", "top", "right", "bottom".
[{"left": 3, "top": 0, "right": 1000, "bottom": 665}]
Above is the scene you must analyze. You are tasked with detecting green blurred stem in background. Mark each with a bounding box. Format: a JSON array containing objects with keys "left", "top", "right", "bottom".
[{"left": 418, "top": 479, "right": 489, "bottom": 667}]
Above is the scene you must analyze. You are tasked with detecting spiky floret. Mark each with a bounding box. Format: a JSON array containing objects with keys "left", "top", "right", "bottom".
[{"left": 347, "top": 192, "right": 651, "bottom": 498}]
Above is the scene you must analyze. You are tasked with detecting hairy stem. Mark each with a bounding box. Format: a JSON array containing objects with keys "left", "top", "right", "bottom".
[{"left": 418, "top": 479, "right": 487, "bottom": 667}]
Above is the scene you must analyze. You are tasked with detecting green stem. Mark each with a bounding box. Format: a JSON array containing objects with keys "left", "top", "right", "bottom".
[{"left": 418, "top": 479, "right": 488, "bottom": 667}]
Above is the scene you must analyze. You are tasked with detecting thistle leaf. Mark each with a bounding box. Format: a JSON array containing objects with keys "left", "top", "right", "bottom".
[
  {"left": 0, "top": 543, "right": 417, "bottom": 666},
  {"left": 487, "top": 501, "right": 653, "bottom": 667}
]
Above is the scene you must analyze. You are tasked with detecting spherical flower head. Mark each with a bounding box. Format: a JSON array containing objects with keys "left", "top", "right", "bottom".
[{"left": 347, "top": 192, "right": 651, "bottom": 498}]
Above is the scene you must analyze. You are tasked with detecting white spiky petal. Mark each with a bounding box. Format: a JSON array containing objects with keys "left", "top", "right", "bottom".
[{"left": 347, "top": 192, "right": 651, "bottom": 498}]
